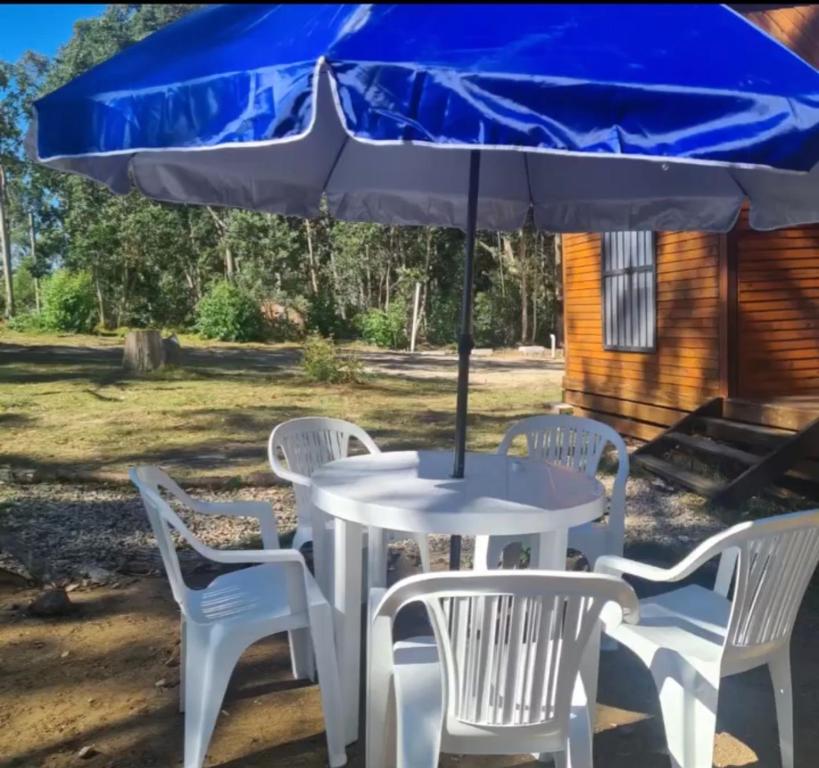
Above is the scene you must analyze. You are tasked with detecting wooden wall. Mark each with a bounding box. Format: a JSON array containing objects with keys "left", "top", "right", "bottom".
[
  {"left": 563, "top": 231, "right": 723, "bottom": 440},
  {"left": 562, "top": 4, "right": 819, "bottom": 440},
  {"left": 735, "top": 213, "right": 819, "bottom": 398}
]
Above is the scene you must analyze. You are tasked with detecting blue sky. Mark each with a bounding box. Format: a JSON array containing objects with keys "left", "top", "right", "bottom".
[{"left": 0, "top": 4, "right": 104, "bottom": 62}]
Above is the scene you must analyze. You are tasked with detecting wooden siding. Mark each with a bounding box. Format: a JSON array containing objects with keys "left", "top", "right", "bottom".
[
  {"left": 735, "top": 211, "right": 819, "bottom": 398},
  {"left": 562, "top": 5, "right": 819, "bottom": 440},
  {"left": 563, "top": 231, "right": 722, "bottom": 439},
  {"left": 743, "top": 5, "right": 819, "bottom": 68}
]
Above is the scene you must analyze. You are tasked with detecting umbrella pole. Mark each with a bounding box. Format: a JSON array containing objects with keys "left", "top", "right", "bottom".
[{"left": 450, "top": 149, "right": 481, "bottom": 570}]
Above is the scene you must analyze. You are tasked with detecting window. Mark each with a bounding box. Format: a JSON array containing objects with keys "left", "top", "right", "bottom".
[{"left": 601, "top": 231, "right": 656, "bottom": 352}]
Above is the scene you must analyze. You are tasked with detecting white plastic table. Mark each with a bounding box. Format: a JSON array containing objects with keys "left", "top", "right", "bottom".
[{"left": 310, "top": 449, "right": 605, "bottom": 744}]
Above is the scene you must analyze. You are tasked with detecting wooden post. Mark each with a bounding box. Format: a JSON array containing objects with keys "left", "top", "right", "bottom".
[
  {"left": 122, "top": 330, "right": 165, "bottom": 372},
  {"left": 410, "top": 281, "right": 422, "bottom": 353},
  {"left": 0, "top": 166, "right": 14, "bottom": 318}
]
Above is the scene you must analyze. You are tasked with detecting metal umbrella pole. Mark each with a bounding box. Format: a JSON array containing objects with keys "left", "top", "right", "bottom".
[{"left": 449, "top": 148, "right": 481, "bottom": 570}]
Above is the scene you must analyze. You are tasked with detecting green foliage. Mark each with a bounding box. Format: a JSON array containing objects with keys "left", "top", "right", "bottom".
[
  {"left": 474, "top": 288, "right": 520, "bottom": 348},
  {"left": 425, "top": 294, "right": 459, "bottom": 346},
  {"left": 306, "top": 290, "right": 353, "bottom": 338},
  {"left": 12, "top": 259, "right": 38, "bottom": 312},
  {"left": 0, "top": 5, "right": 560, "bottom": 347},
  {"left": 357, "top": 300, "right": 408, "bottom": 349},
  {"left": 195, "top": 280, "right": 265, "bottom": 342},
  {"left": 5, "top": 311, "right": 46, "bottom": 333},
  {"left": 40, "top": 269, "right": 97, "bottom": 333},
  {"left": 301, "top": 333, "right": 363, "bottom": 384}
]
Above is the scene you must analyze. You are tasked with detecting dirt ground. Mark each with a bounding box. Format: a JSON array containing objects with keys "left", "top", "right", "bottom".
[{"left": 4, "top": 557, "right": 819, "bottom": 768}]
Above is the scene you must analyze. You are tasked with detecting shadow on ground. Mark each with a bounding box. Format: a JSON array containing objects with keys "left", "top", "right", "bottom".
[{"left": 3, "top": 546, "right": 819, "bottom": 767}]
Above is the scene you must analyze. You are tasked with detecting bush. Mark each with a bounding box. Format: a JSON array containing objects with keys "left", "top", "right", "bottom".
[
  {"left": 473, "top": 288, "right": 520, "bottom": 348},
  {"left": 357, "top": 300, "right": 408, "bottom": 349},
  {"left": 425, "top": 294, "right": 459, "bottom": 347},
  {"left": 305, "top": 290, "right": 355, "bottom": 339},
  {"left": 41, "top": 270, "right": 97, "bottom": 333},
  {"left": 302, "top": 333, "right": 363, "bottom": 384},
  {"left": 195, "top": 280, "right": 265, "bottom": 342},
  {"left": 5, "top": 311, "right": 46, "bottom": 333}
]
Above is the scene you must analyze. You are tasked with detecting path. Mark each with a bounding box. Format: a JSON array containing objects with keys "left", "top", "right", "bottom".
[{"left": 0, "top": 339, "right": 564, "bottom": 388}]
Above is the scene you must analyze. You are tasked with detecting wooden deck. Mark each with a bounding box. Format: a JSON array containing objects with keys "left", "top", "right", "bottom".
[{"left": 725, "top": 396, "right": 819, "bottom": 431}]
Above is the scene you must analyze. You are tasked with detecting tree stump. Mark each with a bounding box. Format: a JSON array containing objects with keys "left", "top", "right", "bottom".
[
  {"left": 122, "top": 330, "right": 165, "bottom": 372},
  {"left": 162, "top": 333, "right": 183, "bottom": 366}
]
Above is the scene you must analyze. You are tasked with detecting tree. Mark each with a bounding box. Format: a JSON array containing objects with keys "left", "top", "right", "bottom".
[{"left": 0, "top": 3, "right": 561, "bottom": 346}]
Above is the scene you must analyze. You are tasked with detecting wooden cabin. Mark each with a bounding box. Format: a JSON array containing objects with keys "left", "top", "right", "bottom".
[{"left": 560, "top": 4, "right": 819, "bottom": 505}]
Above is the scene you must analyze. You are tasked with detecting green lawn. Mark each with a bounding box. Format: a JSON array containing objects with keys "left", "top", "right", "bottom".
[{"left": 0, "top": 329, "right": 561, "bottom": 484}]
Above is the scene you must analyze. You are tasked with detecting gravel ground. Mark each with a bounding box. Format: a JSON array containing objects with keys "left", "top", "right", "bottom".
[{"left": 0, "top": 472, "right": 733, "bottom": 584}]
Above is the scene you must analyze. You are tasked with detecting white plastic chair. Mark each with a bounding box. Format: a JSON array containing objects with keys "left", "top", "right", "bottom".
[
  {"left": 268, "top": 417, "right": 431, "bottom": 594},
  {"left": 366, "top": 570, "right": 639, "bottom": 768},
  {"left": 474, "top": 415, "right": 628, "bottom": 570},
  {"left": 130, "top": 466, "right": 347, "bottom": 768},
  {"left": 596, "top": 507, "right": 819, "bottom": 768}
]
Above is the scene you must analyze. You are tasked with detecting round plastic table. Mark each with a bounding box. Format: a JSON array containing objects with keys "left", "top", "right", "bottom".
[{"left": 310, "top": 449, "right": 605, "bottom": 744}]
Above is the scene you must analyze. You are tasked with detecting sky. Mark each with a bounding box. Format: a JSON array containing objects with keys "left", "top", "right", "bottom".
[{"left": 0, "top": 4, "right": 104, "bottom": 62}]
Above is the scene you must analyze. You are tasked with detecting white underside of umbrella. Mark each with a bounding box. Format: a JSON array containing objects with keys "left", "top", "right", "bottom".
[{"left": 35, "top": 68, "right": 819, "bottom": 233}]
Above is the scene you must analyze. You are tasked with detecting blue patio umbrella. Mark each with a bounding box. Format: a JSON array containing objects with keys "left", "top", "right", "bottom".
[{"left": 31, "top": 4, "right": 819, "bottom": 566}]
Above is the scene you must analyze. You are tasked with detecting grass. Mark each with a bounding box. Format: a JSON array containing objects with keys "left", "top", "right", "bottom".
[{"left": 0, "top": 328, "right": 561, "bottom": 484}]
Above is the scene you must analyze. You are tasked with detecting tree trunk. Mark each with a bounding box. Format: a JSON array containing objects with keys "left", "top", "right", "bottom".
[
  {"left": 206, "top": 206, "right": 234, "bottom": 279},
  {"left": 531, "top": 277, "right": 538, "bottom": 343},
  {"left": 93, "top": 270, "right": 106, "bottom": 328},
  {"left": 519, "top": 234, "right": 528, "bottom": 343},
  {"left": 305, "top": 220, "right": 319, "bottom": 294},
  {"left": 122, "top": 330, "right": 165, "bottom": 372},
  {"left": 0, "top": 166, "right": 14, "bottom": 318},
  {"left": 28, "top": 213, "right": 41, "bottom": 313},
  {"left": 554, "top": 234, "right": 565, "bottom": 350},
  {"left": 422, "top": 229, "right": 433, "bottom": 325},
  {"left": 329, "top": 247, "right": 346, "bottom": 319}
]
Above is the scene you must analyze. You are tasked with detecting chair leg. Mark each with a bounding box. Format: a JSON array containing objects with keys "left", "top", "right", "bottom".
[
  {"left": 554, "top": 707, "right": 593, "bottom": 768},
  {"left": 292, "top": 525, "right": 312, "bottom": 553},
  {"left": 769, "top": 646, "right": 794, "bottom": 768},
  {"left": 183, "top": 627, "right": 243, "bottom": 768},
  {"left": 179, "top": 617, "right": 187, "bottom": 713},
  {"left": 288, "top": 627, "right": 316, "bottom": 681},
  {"left": 413, "top": 533, "right": 431, "bottom": 572},
  {"left": 653, "top": 659, "right": 720, "bottom": 768},
  {"left": 308, "top": 601, "right": 347, "bottom": 767}
]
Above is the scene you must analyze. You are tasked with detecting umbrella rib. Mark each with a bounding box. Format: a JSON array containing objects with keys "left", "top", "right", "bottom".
[
  {"left": 322, "top": 134, "right": 350, "bottom": 193},
  {"left": 523, "top": 152, "right": 534, "bottom": 212}
]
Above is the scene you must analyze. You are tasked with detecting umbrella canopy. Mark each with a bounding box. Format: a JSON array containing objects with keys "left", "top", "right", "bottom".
[{"left": 32, "top": 3, "right": 819, "bottom": 233}]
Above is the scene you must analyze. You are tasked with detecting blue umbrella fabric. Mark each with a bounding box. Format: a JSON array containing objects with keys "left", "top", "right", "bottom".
[{"left": 31, "top": 3, "right": 819, "bottom": 233}]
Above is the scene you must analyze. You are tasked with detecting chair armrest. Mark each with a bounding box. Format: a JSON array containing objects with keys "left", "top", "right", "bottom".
[
  {"left": 595, "top": 529, "right": 732, "bottom": 585},
  {"left": 201, "top": 545, "right": 306, "bottom": 567},
  {"left": 595, "top": 555, "right": 676, "bottom": 582}
]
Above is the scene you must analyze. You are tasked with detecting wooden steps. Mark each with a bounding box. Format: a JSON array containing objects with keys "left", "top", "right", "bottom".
[
  {"left": 664, "top": 431, "right": 760, "bottom": 465},
  {"left": 632, "top": 397, "right": 819, "bottom": 506},
  {"left": 633, "top": 454, "right": 722, "bottom": 497},
  {"left": 697, "top": 417, "right": 791, "bottom": 450}
]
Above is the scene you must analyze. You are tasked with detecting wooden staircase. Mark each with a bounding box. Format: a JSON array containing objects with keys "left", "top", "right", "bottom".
[{"left": 633, "top": 397, "right": 819, "bottom": 506}]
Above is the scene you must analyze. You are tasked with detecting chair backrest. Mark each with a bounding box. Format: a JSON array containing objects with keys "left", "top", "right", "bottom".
[
  {"left": 129, "top": 466, "right": 204, "bottom": 609},
  {"left": 498, "top": 415, "right": 629, "bottom": 539},
  {"left": 268, "top": 416, "right": 380, "bottom": 483},
  {"left": 721, "top": 508, "right": 819, "bottom": 652},
  {"left": 372, "top": 571, "right": 637, "bottom": 737}
]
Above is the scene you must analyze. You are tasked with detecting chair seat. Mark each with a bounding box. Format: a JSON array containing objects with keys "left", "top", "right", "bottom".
[
  {"left": 186, "top": 564, "right": 308, "bottom": 628},
  {"left": 606, "top": 584, "right": 730, "bottom": 664}
]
